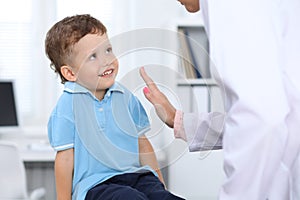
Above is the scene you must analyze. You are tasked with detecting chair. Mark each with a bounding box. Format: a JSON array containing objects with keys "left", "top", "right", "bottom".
[{"left": 0, "top": 141, "right": 46, "bottom": 200}]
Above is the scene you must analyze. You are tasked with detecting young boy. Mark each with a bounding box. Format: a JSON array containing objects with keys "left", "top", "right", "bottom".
[{"left": 45, "top": 14, "right": 184, "bottom": 200}]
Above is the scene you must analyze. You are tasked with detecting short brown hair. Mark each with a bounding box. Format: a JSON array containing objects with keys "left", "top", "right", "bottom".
[{"left": 45, "top": 14, "right": 107, "bottom": 84}]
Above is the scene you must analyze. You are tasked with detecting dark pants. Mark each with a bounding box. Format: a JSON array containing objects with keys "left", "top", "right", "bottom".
[{"left": 85, "top": 172, "right": 185, "bottom": 200}]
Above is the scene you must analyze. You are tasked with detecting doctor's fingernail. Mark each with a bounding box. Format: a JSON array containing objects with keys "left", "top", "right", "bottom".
[{"left": 143, "top": 87, "right": 149, "bottom": 94}]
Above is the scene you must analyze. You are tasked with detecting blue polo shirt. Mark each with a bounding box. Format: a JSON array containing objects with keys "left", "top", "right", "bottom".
[{"left": 48, "top": 82, "right": 154, "bottom": 200}]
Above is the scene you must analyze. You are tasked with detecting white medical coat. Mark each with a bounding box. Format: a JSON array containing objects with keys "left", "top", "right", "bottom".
[{"left": 180, "top": 0, "right": 300, "bottom": 199}]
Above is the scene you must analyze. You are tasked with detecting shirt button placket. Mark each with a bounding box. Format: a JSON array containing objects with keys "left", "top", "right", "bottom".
[{"left": 98, "top": 105, "right": 106, "bottom": 129}]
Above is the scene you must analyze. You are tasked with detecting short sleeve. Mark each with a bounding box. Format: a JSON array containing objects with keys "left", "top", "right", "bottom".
[
  {"left": 48, "top": 112, "right": 75, "bottom": 151},
  {"left": 128, "top": 95, "right": 150, "bottom": 135}
]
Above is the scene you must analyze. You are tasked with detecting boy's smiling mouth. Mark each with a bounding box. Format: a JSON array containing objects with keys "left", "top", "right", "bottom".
[{"left": 99, "top": 69, "right": 113, "bottom": 77}]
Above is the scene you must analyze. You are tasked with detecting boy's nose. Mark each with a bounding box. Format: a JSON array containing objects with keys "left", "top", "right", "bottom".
[{"left": 103, "top": 55, "right": 116, "bottom": 67}]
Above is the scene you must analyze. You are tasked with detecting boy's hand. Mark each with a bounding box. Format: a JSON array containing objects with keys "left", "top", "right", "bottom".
[{"left": 139, "top": 67, "right": 176, "bottom": 128}]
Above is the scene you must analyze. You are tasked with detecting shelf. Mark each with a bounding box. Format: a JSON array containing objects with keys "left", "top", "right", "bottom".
[
  {"left": 177, "top": 78, "right": 218, "bottom": 86},
  {"left": 176, "top": 16, "right": 205, "bottom": 27}
]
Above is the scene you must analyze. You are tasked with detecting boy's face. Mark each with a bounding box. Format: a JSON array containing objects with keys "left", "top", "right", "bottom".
[{"left": 71, "top": 33, "right": 118, "bottom": 99}]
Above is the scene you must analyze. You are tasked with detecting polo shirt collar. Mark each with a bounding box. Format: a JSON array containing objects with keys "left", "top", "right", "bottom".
[{"left": 64, "top": 82, "right": 124, "bottom": 99}]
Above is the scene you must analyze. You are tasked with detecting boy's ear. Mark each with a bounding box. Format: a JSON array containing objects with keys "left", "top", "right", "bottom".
[{"left": 61, "top": 65, "right": 77, "bottom": 82}]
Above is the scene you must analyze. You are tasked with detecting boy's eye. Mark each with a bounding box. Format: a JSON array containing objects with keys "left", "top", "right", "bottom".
[
  {"left": 106, "top": 47, "right": 112, "bottom": 54},
  {"left": 89, "top": 53, "right": 97, "bottom": 60}
]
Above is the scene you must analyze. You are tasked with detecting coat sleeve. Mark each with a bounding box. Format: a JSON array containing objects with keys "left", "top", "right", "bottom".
[{"left": 174, "top": 110, "right": 224, "bottom": 151}]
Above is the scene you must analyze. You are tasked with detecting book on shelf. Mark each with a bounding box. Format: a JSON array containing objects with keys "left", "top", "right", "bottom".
[
  {"left": 178, "top": 26, "right": 210, "bottom": 79},
  {"left": 178, "top": 28, "right": 197, "bottom": 79},
  {"left": 183, "top": 28, "right": 202, "bottom": 78}
]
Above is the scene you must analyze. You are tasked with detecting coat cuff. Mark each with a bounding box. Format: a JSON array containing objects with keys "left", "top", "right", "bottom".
[{"left": 174, "top": 110, "right": 187, "bottom": 141}]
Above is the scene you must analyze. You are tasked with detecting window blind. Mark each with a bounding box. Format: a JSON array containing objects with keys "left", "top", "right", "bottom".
[{"left": 0, "top": 0, "right": 33, "bottom": 115}]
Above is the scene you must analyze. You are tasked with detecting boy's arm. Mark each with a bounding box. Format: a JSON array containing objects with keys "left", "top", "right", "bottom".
[
  {"left": 138, "top": 136, "right": 165, "bottom": 185},
  {"left": 55, "top": 148, "right": 74, "bottom": 200}
]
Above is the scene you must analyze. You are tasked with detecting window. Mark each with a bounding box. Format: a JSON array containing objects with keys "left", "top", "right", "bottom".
[{"left": 0, "top": 0, "right": 33, "bottom": 116}]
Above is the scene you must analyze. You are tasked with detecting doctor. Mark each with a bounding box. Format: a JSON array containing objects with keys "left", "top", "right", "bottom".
[{"left": 140, "top": 0, "right": 300, "bottom": 199}]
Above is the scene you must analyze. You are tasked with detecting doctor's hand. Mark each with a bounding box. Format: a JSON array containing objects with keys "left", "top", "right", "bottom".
[{"left": 139, "top": 67, "right": 176, "bottom": 128}]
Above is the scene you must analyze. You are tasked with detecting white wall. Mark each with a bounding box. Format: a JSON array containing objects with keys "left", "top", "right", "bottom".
[
  {"left": 112, "top": 0, "right": 182, "bottom": 81},
  {"left": 31, "top": 0, "right": 61, "bottom": 127}
]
